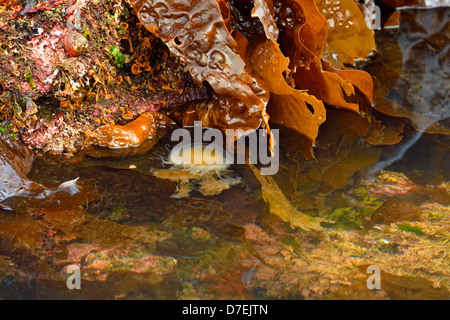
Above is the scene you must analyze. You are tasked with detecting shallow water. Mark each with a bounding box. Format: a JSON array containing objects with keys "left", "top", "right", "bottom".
[
  {"left": 0, "top": 10, "right": 449, "bottom": 299},
  {"left": 0, "top": 123, "right": 447, "bottom": 299}
]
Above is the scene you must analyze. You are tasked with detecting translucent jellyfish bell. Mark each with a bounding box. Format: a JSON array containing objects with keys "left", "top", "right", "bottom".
[{"left": 168, "top": 142, "right": 233, "bottom": 175}]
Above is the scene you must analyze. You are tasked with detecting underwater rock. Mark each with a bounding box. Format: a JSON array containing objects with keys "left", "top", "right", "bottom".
[
  {"left": 371, "top": 199, "right": 422, "bottom": 224},
  {"left": 82, "top": 111, "right": 174, "bottom": 158},
  {"left": 0, "top": 209, "right": 47, "bottom": 255},
  {"left": 318, "top": 0, "right": 376, "bottom": 67},
  {"left": 63, "top": 245, "right": 177, "bottom": 282},
  {"left": 357, "top": 264, "right": 449, "bottom": 300}
]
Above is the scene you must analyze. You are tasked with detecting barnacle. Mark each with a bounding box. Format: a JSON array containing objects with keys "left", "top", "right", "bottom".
[
  {"left": 64, "top": 30, "right": 88, "bottom": 57},
  {"left": 131, "top": 63, "right": 142, "bottom": 75},
  {"left": 115, "top": 75, "right": 124, "bottom": 85}
]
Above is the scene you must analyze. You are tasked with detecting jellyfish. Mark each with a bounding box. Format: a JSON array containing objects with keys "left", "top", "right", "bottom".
[{"left": 151, "top": 142, "right": 241, "bottom": 198}]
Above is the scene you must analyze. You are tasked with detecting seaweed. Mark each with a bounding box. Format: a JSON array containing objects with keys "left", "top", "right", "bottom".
[{"left": 128, "top": 0, "right": 376, "bottom": 155}]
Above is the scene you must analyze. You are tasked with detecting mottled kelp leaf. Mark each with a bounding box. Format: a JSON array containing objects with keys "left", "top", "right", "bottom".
[
  {"left": 382, "top": 0, "right": 425, "bottom": 8},
  {"left": 252, "top": 0, "right": 279, "bottom": 42},
  {"left": 250, "top": 164, "right": 325, "bottom": 232},
  {"left": 252, "top": 41, "right": 326, "bottom": 155},
  {"left": 365, "top": 116, "right": 406, "bottom": 146},
  {"left": 82, "top": 111, "right": 174, "bottom": 158},
  {"left": 292, "top": 0, "right": 327, "bottom": 66},
  {"left": 293, "top": 61, "right": 372, "bottom": 113},
  {"left": 196, "top": 90, "right": 270, "bottom": 136},
  {"left": 251, "top": 41, "right": 298, "bottom": 95},
  {"left": 274, "top": 0, "right": 327, "bottom": 70},
  {"left": 317, "top": 0, "right": 376, "bottom": 67},
  {"left": 129, "top": 0, "right": 252, "bottom": 99},
  {"left": 168, "top": 91, "right": 269, "bottom": 140},
  {"left": 129, "top": 0, "right": 270, "bottom": 137}
]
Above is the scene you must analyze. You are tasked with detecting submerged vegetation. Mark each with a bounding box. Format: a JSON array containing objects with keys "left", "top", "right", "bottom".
[{"left": 0, "top": 0, "right": 448, "bottom": 299}]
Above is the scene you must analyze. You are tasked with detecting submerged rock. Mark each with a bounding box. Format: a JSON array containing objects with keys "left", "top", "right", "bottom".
[{"left": 371, "top": 199, "right": 422, "bottom": 224}]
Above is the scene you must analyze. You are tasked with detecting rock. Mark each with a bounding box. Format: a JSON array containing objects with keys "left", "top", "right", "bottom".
[{"left": 371, "top": 199, "right": 422, "bottom": 224}]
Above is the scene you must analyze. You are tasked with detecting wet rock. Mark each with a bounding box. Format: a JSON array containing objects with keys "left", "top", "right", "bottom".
[
  {"left": 371, "top": 199, "right": 422, "bottom": 224},
  {"left": 0, "top": 135, "right": 39, "bottom": 206},
  {"left": 0, "top": 135, "right": 99, "bottom": 211}
]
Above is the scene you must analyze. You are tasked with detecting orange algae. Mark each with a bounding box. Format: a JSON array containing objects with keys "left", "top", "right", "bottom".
[
  {"left": 82, "top": 111, "right": 174, "bottom": 158},
  {"left": 126, "top": 0, "right": 377, "bottom": 157}
]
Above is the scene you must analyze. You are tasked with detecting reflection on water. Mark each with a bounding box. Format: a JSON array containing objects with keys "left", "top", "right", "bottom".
[{"left": 0, "top": 8, "right": 449, "bottom": 300}]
